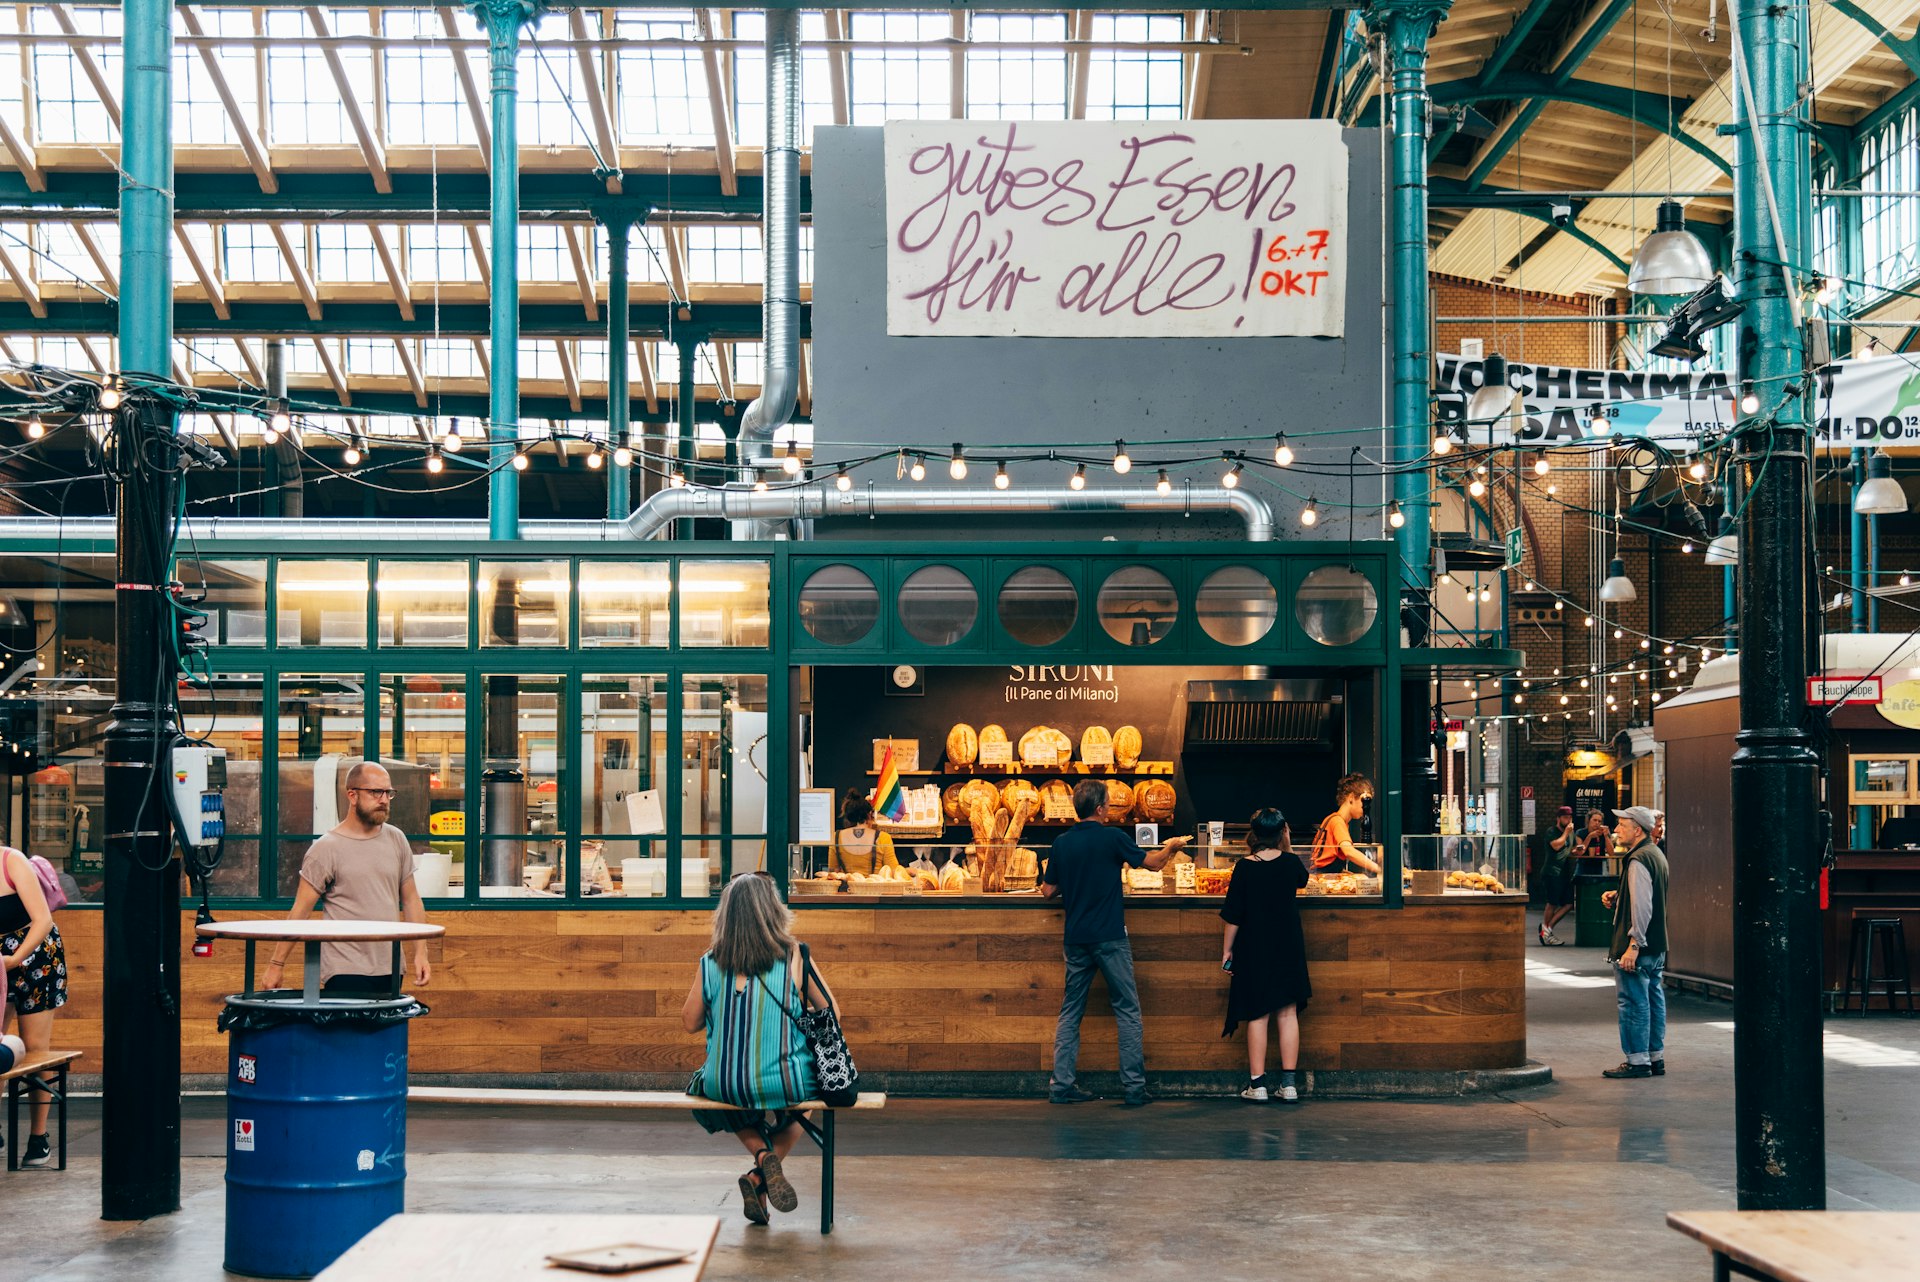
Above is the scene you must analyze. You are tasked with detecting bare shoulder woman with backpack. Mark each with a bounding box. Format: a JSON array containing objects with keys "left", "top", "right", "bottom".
[
  {"left": 2, "top": 845, "right": 68, "bottom": 1167},
  {"left": 683, "top": 872, "right": 841, "bottom": 1225}
]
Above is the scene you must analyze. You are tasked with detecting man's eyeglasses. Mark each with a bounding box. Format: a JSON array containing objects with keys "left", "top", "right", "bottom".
[{"left": 349, "top": 787, "right": 396, "bottom": 799}]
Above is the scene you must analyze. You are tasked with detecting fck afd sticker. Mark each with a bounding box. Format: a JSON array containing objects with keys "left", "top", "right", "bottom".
[
  {"left": 236, "top": 1055, "right": 257, "bottom": 1084},
  {"left": 234, "top": 1119, "right": 255, "bottom": 1152}
]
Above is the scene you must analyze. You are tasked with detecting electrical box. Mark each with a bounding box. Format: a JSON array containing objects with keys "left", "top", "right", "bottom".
[{"left": 171, "top": 745, "right": 228, "bottom": 850}]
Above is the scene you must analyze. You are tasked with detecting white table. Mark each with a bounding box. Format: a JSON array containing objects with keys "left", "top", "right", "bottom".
[{"left": 315, "top": 1213, "right": 720, "bottom": 1281}]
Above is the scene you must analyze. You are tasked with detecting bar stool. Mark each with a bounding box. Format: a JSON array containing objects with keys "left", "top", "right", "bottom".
[{"left": 1840, "top": 916, "right": 1915, "bottom": 1016}]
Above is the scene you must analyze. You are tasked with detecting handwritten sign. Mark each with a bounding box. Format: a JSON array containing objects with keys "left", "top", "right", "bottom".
[
  {"left": 1082, "top": 741, "right": 1114, "bottom": 767},
  {"left": 979, "top": 739, "right": 1012, "bottom": 767},
  {"left": 886, "top": 120, "right": 1348, "bottom": 338},
  {"left": 1043, "top": 790, "right": 1077, "bottom": 821}
]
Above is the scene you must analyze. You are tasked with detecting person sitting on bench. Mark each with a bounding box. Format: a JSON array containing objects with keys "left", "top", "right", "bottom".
[{"left": 682, "top": 872, "right": 839, "bottom": 1227}]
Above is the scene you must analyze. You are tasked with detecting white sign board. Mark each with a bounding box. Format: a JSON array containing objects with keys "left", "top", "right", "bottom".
[
  {"left": 797, "top": 788, "right": 836, "bottom": 844},
  {"left": 1808, "top": 675, "right": 1883, "bottom": 705},
  {"left": 885, "top": 120, "right": 1348, "bottom": 338},
  {"left": 1437, "top": 353, "right": 1920, "bottom": 450}
]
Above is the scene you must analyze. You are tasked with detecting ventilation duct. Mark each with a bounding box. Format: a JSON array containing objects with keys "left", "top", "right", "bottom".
[
  {"left": 739, "top": 7, "right": 802, "bottom": 537},
  {"left": 1183, "top": 680, "right": 1337, "bottom": 750}
]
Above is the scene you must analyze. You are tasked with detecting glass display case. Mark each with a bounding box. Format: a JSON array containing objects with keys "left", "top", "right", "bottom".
[{"left": 1401, "top": 834, "right": 1526, "bottom": 895}]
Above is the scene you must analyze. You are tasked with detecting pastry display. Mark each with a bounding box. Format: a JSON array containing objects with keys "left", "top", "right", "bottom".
[
  {"left": 946, "top": 723, "right": 979, "bottom": 767},
  {"left": 1445, "top": 870, "right": 1508, "bottom": 893},
  {"left": 1102, "top": 778, "right": 1134, "bottom": 824},
  {"left": 1005, "top": 847, "right": 1040, "bottom": 892},
  {"left": 1134, "top": 779, "right": 1176, "bottom": 823},
  {"left": 1308, "top": 872, "right": 1365, "bottom": 896},
  {"left": 1193, "top": 867, "right": 1234, "bottom": 895},
  {"left": 1018, "top": 725, "right": 1073, "bottom": 766},
  {"left": 1000, "top": 778, "right": 1040, "bottom": 814},
  {"left": 1112, "top": 726, "right": 1143, "bottom": 769},
  {"left": 1080, "top": 725, "right": 1112, "bottom": 762}
]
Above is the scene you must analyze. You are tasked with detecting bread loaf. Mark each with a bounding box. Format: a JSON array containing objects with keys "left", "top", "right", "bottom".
[
  {"left": 1039, "top": 779, "right": 1074, "bottom": 817},
  {"left": 1103, "top": 778, "right": 1135, "bottom": 824},
  {"left": 1000, "top": 778, "right": 1040, "bottom": 814},
  {"left": 938, "top": 862, "right": 967, "bottom": 891},
  {"left": 1006, "top": 793, "right": 1038, "bottom": 842},
  {"left": 1080, "top": 725, "right": 1112, "bottom": 762},
  {"left": 1018, "top": 725, "right": 1073, "bottom": 766},
  {"left": 941, "top": 783, "right": 968, "bottom": 823},
  {"left": 979, "top": 724, "right": 1010, "bottom": 756},
  {"left": 1135, "top": 779, "right": 1176, "bottom": 823},
  {"left": 1113, "top": 726, "right": 1143, "bottom": 769},
  {"left": 959, "top": 778, "right": 999, "bottom": 820},
  {"left": 946, "top": 723, "right": 979, "bottom": 767}
]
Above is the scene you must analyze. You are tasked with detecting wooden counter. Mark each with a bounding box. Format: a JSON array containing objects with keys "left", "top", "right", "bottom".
[{"left": 51, "top": 897, "right": 1526, "bottom": 1084}]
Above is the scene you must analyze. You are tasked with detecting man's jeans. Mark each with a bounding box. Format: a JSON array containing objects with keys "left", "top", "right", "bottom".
[
  {"left": 1051, "top": 938, "right": 1146, "bottom": 1098},
  {"left": 1613, "top": 951, "right": 1667, "bottom": 1065}
]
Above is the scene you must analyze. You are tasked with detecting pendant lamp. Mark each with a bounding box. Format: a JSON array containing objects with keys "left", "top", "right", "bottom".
[
  {"left": 1467, "top": 353, "right": 1518, "bottom": 423},
  {"left": 1629, "top": 200, "right": 1716, "bottom": 296},
  {"left": 1598, "top": 556, "right": 1637, "bottom": 603},
  {"left": 1856, "top": 450, "right": 1908, "bottom": 516},
  {"left": 1704, "top": 515, "right": 1740, "bottom": 567}
]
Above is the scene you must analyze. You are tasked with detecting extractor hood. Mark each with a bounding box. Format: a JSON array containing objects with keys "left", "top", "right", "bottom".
[{"left": 1184, "top": 680, "right": 1338, "bottom": 750}]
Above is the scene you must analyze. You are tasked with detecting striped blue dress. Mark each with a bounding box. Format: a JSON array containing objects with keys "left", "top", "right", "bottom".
[{"left": 689, "top": 953, "right": 818, "bottom": 1133}]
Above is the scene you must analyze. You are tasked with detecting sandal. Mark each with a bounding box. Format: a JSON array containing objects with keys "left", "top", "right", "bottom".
[
  {"left": 738, "top": 1170, "right": 771, "bottom": 1225},
  {"left": 755, "top": 1148, "right": 799, "bottom": 1213}
]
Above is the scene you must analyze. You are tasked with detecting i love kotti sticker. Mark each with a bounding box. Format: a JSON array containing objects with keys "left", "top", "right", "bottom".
[{"left": 234, "top": 1119, "right": 255, "bottom": 1152}]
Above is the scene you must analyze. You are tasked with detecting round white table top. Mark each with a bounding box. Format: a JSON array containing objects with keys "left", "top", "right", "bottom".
[{"left": 195, "top": 919, "right": 445, "bottom": 943}]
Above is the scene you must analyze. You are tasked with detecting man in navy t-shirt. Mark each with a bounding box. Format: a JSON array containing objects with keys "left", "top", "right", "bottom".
[{"left": 1041, "top": 780, "right": 1189, "bottom": 1106}]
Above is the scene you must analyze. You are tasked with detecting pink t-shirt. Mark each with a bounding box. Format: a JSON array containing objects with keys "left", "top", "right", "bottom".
[{"left": 297, "top": 824, "right": 415, "bottom": 982}]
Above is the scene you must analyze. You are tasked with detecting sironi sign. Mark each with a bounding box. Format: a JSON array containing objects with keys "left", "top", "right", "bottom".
[
  {"left": 1436, "top": 352, "right": 1920, "bottom": 450},
  {"left": 885, "top": 120, "right": 1348, "bottom": 338}
]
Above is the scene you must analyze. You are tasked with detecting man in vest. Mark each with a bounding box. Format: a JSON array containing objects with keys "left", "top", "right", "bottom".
[{"left": 1598, "top": 806, "right": 1669, "bottom": 1079}]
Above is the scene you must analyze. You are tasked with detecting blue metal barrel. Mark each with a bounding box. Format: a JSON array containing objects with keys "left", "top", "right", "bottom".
[{"left": 223, "top": 1009, "right": 412, "bottom": 1278}]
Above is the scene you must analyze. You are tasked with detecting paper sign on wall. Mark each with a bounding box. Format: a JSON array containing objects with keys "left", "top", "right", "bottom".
[
  {"left": 1081, "top": 742, "right": 1114, "bottom": 766},
  {"left": 798, "top": 789, "right": 835, "bottom": 844},
  {"left": 885, "top": 120, "right": 1349, "bottom": 338},
  {"left": 1043, "top": 790, "right": 1077, "bottom": 821},
  {"left": 625, "top": 789, "right": 666, "bottom": 836},
  {"left": 979, "top": 740, "right": 1013, "bottom": 766}
]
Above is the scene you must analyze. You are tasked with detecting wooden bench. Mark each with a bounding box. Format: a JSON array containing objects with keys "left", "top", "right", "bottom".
[
  {"left": 315, "top": 1213, "right": 720, "bottom": 1281},
  {"left": 1668, "top": 1210, "right": 1920, "bottom": 1281},
  {"left": 3, "top": 1049, "right": 80, "bottom": 1172},
  {"left": 409, "top": 1086, "right": 886, "bottom": 1234}
]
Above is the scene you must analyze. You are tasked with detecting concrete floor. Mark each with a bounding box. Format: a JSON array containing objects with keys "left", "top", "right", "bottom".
[{"left": 8, "top": 915, "right": 1920, "bottom": 1282}]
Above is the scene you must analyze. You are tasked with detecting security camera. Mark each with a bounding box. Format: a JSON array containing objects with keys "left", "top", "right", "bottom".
[{"left": 1550, "top": 202, "right": 1573, "bottom": 227}]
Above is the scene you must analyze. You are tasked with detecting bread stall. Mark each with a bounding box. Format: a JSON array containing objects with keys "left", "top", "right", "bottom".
[{"left": 23, "top": 534, "right": 1528, "bottom": 1090}]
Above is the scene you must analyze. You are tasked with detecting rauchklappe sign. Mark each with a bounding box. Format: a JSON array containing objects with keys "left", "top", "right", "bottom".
[
  {"left": 884, "top": 119, "right": 1348, "bottom": 338},
  {"left": 1436, "top": 353, "right": 1920, "bottom": 450}
]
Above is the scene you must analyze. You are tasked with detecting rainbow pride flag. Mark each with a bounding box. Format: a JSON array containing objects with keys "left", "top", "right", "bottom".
[{"left": 872, "top": 745, "right": 907, "bottom": 822}]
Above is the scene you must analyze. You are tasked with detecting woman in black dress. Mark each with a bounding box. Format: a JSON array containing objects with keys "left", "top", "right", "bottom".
[{"left": 1221, "top": 808, "right": 1311, "bottom": 1102}]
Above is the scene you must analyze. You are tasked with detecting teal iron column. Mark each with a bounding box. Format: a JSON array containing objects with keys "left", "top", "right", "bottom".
[
  {"left": 103, "top": 0, "right": 181, "bottom": 1220},
  {"left": 677, "top": 336, "right": 698, "bottom": 539},
  {"left": 1368, "top": 0, "right": 1451, "bottom": 864},
  {"left": 605, "top": 219, "right": 632, "bottom": 520},
  {"left": 1728, "top": 0, "right": 1824, "bottom": 1210},
  {"left": 474, "top": 0, "right": 540, "bottom": 539}
]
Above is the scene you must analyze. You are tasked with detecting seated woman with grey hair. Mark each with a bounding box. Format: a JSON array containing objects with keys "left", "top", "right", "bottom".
[{"left": 682, "top": 872, "right": 840, "bottom": 1225}]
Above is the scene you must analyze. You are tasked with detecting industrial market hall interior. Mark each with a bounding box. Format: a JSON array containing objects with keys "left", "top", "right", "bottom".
[{"left": 1, "top": 1, "right": 1919, "bottom": 1280}]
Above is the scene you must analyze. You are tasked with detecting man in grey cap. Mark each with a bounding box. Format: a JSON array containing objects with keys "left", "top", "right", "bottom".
[{"left": 1599, "top": 806, "right": 1669, "bottom": 1079}]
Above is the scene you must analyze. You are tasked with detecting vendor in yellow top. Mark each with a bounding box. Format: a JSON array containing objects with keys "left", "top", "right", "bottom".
[{"left": 831, "top": 789, "right": 901, "bottom": 875}]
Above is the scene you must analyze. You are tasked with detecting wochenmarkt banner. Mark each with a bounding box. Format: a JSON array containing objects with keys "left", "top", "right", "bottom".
[{"left": 1435, "top": 353, "right": 1920, "bottom": 449}]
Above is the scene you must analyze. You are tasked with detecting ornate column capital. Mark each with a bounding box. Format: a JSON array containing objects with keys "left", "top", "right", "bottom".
[{"left": 1364, "top": 0, "right": 1454, "bottom": 41}]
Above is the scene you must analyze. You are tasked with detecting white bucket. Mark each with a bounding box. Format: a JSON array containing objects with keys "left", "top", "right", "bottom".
[{"left": 413, "top": 850, "right": 451, "bottom": 898}]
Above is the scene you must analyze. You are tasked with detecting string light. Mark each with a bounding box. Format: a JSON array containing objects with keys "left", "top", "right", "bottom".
[
  {"left": 1387, "top": 500, "right": 1405, "bottom": 529},
  {"left": 994, "top": 460, "right": 1011, "bottom": 490},
  {"left": 99, "top": 381, "right": 121, "bottom": 411},
  {"left": 1688, "top": 458, "right": 1708, "bottom": 480},
  {"left": 26, "top": 415, "right": 43, "bottom": 439},
  {"left": 1468, "top": 476, "right": 1486, "bottom": 498},
  {"left": 586, "top": 446, "right": 605, "bottom": 470},
  {"left": 510, "top": 445, "right": 529, "bottom": 472},
  {"left": 1902, "top": 573, "right": 1914, "bottom": 587},
  {"left": 1432, "top": 428, "right": 1453, "bottom": 456},
  {"left": 1584, "top": 615, "right": 1594, "bottom": 627},
  {"left": 261, "top": 414, "right": 281, "bottom": 445},
  {"left": 1478, "top": 585, "right": 1491, "bottom": 602},
  {"left": 1613, "top": 627, "right": 1624, "bottom": 639},
  {"left": 1112, "top": 440, "right": 1132, "bottom": 474},
  {"left": 342, "top": 438, "right": 364, "bottom": 467},
  {"left": 1300, "top": 497, "right": 1319, "bottom": 527},
  {"left": 1682, "top": 539, "right": 1695, "bottom": 553},
  {"left": 782, "top": 440, "right": 802, "bottom": 474},
  {"left": 753, "top": 476, "right": 769, "bottom": 492},
  {"left": 1739, "top": 384, "right": 1760, "bottom": 415},
  {"left": 670, "top": 470, "right": 687, "bottom": 488},
  {"left": 425, "top": 448, "right": 444, "bottom": 475},
  {"left": 613, "top": 439, "right": 633, "bottom": 468},
  {"left": 950, "top": 443, "right": 968, "bottom": 480},
  {"left": 835, "top": 466, "right": 853, "bottom": 492},
  {"left": 1554, "top": 599, "right": 1564, "bottom": 611},
  {"left": 1069, "top": 463, "right": 1087, "bottom": 491},
  {"left": 443, "top": 419, "right": 464, "bottom": 453},
  {"left": 1273, "top": 434, "right": 1294, "bottom": 467},
  {"left": 1221, "top": 455, "right": 1243, "bottom": 488},
  {"left": 1533, "top": 455, "right": 1550, "bottom": 476},
  {"left": 1155, "top": 469, "right": 1172, "bottom": 494},
  {"left": 908, "top": 453, "right": 927, "bottom": 482}
]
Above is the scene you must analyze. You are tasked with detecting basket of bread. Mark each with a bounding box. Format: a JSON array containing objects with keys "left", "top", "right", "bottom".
[{"left": 1445, "top": 870, "right": 1508, "bottom": 893}]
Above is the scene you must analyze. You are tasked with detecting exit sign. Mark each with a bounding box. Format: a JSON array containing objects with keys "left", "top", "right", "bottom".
[{"left": 1808, "top": 676, "right": 1882, "bottom": 705}]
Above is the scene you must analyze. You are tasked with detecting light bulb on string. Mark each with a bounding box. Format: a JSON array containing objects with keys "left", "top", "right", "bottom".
[
  {"left": 1682, "top": 539, "right": 1694, "bottom": 553},
  {"left": 99, "top": 381, "right": 121, "bottom": 411},
  {"left": 425, "top": 448, "right": 444, "bottom": 475},
  {"left": 1155, "top": 469, "right": 1172, "bottom": 495},
  {"left": 1112, "top": 440, "right": 1132, "bottom": 474},
  {"left": 1300, "top": 497, "right": 1320, "bottom": 528},
  {"left": 670, "top": 470, "right": 687, "bottom": 488},
  {"left": 343, "top": 439, "right": 363, "bottom": 467},
  {"left": 1221, "top": 455, "right": 1242, "bottom": 488},
  {"left": 1688, "top": 458, "right": 1708, "bottom": 480},
  {"left": 1432, "top": 428, "right": 1453, "bottom": 455},
  {"left": 994, "top": 460, "right": 1011, "bottom": 490},
  {"left": 949, "top": 443, "right": 968, "bottom": 480},
  {"left": 1547, "top": 481, "right": 1558, "bottom": 495},
  {"left": 1613, "top": 627, "right": 1624, "bottom": 639},
  {"left": 1739, "top": 384, "right": 1761, "bottom": 415},
  {"left": 261, "top": 416, "right": 280, "bottom": 445},
  {"left": 1651, "top": 691, "right": 1662, "bottom": 703},
  {"left": 1533, "top": 455, "right": 1550, "bottom": 476},
  {"left": 443, "top": 420, "right": 464, "bottom": 453},
  {"left": 1468, "top": 476, "right": 1486, "bottom": 498},
  {"left": 908, "top": 454, "right": 927, "bottom": 482},
  {"left": 1560, "top": 694, "right": 1570, "bottom": 705},
  {"left": 1069, "top": 463, "right": 1086, "bottom": 491},
  {"left": 1387, "top": 500, "right": 1405, "bottom": 529},
  {"left": 1583, "top": 615, "right": 1594, "bottom": 627},
  {"left": 1640, "top": 638, "right": 1650, "bottom": 649},
  {"left": 1273, "top": 434, "right": 1294, "bottom": 467},
  {"left": 1478, "top": 585, "right": 1491, "bottom": 602},
  {"left": 586, "top": 446, "right": 604, "bottom": 470},
  {"left": 1554, "top": 599, "right": 1564, "bottom": 612},
  {"left": 510, "top": 445, "right": 529, "bottom": 472},
  {"left": 835, "top": 466, "right": 853, "bottom": 492},
  {"left": 782, "top": 440, "right": 802, "bottom": 474},
  {"left": 613, "top": 440, "right": 633, "bottom": 468},
  {"left": 26, "top": 415, "right": 43, "bottom": 439}
]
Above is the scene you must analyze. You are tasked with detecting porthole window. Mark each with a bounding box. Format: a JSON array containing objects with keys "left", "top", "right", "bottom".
[
  {"left": 1296, "top": 565, "right": 1379, "bottom": 647},
  {"left": 1097, "top": 566, "right": 1178, "bottom": 646},
  {"left": 798, "top": 564, "right": 880, "bottom": 646},
  {"left": 898, "top": 565, "right": 978, "bottom": 646},
  {"left": 1196, "top": 566, "right": 1278, "bottom": 646},
  {"left": 997, "top": 566, "right": 1078, "bottom": 646}
]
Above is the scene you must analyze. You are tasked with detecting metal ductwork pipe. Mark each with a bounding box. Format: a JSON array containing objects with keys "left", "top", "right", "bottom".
[
  {"left": 621, "top": 485, "right": 1277, "bottom": 543},
  {"left": 740, "top": 10, "right": 801, "bottom": 462},
  {"left": 0, "top": 518, "right": 634, "bottom": 542}
]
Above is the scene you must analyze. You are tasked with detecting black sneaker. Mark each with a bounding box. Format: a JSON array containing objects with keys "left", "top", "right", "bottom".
[
  {"left": 1651, "top": 1060, "right": 1666, "bottom": 1077},
  {"left": 1049, "top": 1086, "right": 1096, "bottom": 1104},
  {"left": 22, "top": 1133, "right": 51, "bottom": 1167},
  {"left": 1120, "top": 1094, "right": 1153, "bottom": 1108},
  {"left": 1602, "top": 1062, "right": 1653, "bottom": 1079}
]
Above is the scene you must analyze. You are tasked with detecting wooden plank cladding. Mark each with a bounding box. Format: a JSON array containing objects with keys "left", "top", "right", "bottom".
[{"left": 51, "top": 901, "right": 1525, "bottom": 1081}]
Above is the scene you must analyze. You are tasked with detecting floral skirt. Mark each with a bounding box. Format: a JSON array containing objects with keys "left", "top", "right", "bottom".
[{"left": 3, "top": 923, "right": 68, "bottom": 1015}]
